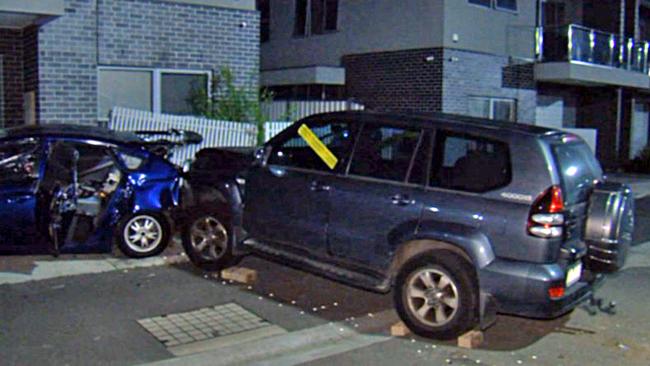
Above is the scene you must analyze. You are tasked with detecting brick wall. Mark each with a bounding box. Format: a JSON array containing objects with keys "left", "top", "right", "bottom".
[
  {"left": 343, "top": 48, "right": 443, "bottom": 113},
  {"left": 441, "top": 48, "right": 537, "bottom": 123},
  {"left": 97, "top": 0, "right": 260, "bottom": 88},
  {"left": 36, "top": 0, "right": 260, "bottom": 124},
  {"left": 0, "top": 29, "right": 24, "bottom": 126},
  {"left": 343, "top": 47, "right": 537, "bottom": 123},
  {"left": 37, "top": 0, "right": 98, "bottom": 124}
]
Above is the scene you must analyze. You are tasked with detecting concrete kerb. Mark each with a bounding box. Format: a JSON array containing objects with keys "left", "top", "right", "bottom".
[{"left": 0, "top": 253, "right": 188, "bottom": 285}]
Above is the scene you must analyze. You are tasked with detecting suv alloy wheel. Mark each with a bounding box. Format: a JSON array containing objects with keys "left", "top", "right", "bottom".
[{"left": 394, "top": 250, "right": 478, "bottom": 339}]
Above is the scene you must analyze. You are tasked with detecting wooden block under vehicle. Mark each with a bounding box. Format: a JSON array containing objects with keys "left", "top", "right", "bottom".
[
  {"left": 457, "top": 330, "right": 484, "bottom": 349},
  {"left": 390, "top": 321, "right": 411, "bottom": 337},
  {"left": 220, "top": 267, "right": 258, "bottom": 284}
]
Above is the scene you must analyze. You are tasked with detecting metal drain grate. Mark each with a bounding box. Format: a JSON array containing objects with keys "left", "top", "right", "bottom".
[{"left": 138, "top": 303, "right": 273, "bottom": 347}]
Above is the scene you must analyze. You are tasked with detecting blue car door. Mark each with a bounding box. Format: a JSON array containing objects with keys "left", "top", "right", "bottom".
[{"left": 0, "top": 138, "right": 47, "bottom": 250}]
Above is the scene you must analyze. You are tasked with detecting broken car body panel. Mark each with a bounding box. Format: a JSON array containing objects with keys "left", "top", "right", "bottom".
[{"left": 0, "top": 125, "right": 192, "bottom": 255}]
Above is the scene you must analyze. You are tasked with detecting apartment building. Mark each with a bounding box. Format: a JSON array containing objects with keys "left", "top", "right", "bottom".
[
  {"left": 259, "top": 0, "right": 650, "bottom": 168},
  {"left": 0, "top": 0, "right": 259, "bottom": 127}
]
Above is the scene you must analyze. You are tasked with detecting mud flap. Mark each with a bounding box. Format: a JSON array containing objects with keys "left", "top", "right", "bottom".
[{"left": 479, "top": 292, "right": 498, "bottom": 330}]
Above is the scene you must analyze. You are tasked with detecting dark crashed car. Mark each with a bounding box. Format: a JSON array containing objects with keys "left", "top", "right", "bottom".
[
  {"left": 182, "top": 111, "right": 634, "bottom": 339},
  {"left": 0, "top": 124, "right": 200, "bottom": 258}
]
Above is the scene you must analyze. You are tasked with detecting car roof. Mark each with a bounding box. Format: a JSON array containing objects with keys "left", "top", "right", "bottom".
[
  {"left": 303, "top": 111, "right": 561, "bottom": 137},
  {"left": 0, "top": 124, "right": 142, "bottom": 145}
]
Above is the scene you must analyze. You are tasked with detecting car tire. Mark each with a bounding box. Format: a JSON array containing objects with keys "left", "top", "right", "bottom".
[
  {"left": 181, "top": 206, "right": 237, "bottom": 271},
  {"left": 116, "top": 212, "right": 170, "bottom": 258},
  {"left": 394, "top": 250, "right": 478, "bottom": 340}
]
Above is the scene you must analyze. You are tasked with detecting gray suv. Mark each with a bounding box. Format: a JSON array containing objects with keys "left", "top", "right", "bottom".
[{"left": 181, "top": 111, "right": 634, "bottom": 339}]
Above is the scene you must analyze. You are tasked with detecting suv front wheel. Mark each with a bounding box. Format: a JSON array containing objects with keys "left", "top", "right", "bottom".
[
  {"left": 394, "top": 250, "right": 478, "bottom": 339},
  {"left": 181, "top": 206, "right": 238, "bottom": 271}
]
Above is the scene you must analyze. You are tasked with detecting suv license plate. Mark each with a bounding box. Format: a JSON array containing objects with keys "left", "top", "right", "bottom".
[{"left": 566, "top": 261, "right": 582, "bottom": 287}]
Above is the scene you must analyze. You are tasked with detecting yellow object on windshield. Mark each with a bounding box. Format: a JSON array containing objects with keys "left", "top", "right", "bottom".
[{"left": 298, "top": 124, "right": 338, "bottom": 170}]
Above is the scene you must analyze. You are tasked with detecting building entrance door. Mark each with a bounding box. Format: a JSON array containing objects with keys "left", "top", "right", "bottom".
[{"left": 630, "top": 101, "right": 649, "bottom": 160}]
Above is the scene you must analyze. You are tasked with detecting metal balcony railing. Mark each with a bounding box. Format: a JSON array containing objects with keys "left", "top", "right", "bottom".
[{"left": 537, "top": 24, "right": 650, "bottom": 75}]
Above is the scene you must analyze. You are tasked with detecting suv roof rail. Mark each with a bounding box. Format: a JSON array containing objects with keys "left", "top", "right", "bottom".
[{"left": 305, "top": 110, "right": 559, "bottom": 137}]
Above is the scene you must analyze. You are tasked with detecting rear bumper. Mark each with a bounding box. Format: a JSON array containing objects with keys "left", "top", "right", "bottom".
[{"left": 479, "top": 258, "right": 604, "bottom": 319}]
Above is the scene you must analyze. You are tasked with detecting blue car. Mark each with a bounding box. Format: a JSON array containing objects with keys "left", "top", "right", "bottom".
[{"left": 0, "top": 124, "right": 200, "bottom": 258}]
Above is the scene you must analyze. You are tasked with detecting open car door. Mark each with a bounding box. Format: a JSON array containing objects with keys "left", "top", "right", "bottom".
[
  {"left": 38, "top": 141, "right": 79, "bottom": 254},
  {"left": 0, "top": 138, "right": 47, "bottom": 251},
  {"left": 42, "top": 139, "right": 126, "bottom": 254}
]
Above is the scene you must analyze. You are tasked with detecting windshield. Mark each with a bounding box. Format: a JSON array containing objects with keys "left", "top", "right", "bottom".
[{"left": 551, "top": 141, "right": 602, "bottom": 205}]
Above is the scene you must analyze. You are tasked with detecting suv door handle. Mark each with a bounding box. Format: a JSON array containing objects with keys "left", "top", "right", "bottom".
[
  {"left": 391, "top": 194, "right": 415, "bottom": 206},
  {"left": 310, "top": 181, "right": 331, "bottom": 192}
]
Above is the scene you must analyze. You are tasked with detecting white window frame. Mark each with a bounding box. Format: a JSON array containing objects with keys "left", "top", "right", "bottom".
[
  {"left": 468, "top": 96, "right": 517, "bottom": 122},
  {"left": 97, "top": 66, "right": 212, "bottom": 121}
]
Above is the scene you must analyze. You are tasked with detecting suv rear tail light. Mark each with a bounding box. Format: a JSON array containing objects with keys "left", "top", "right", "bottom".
[{"left": 528, "top": 186, "right": 565, "bottom": 239}]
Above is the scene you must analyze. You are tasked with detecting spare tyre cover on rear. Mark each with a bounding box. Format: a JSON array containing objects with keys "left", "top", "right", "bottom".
[{"left": 584, "top": 181, "right": 634, "bottom": 273}]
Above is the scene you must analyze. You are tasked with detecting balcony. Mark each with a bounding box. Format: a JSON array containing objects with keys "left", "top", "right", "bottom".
[{"left": 535, "top": 24, "right": 650, "bottom": 89}]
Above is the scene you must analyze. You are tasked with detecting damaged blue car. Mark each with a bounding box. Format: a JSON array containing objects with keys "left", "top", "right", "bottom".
[{"left": 0, "top": 124, "right": 201, "bottom": 258}]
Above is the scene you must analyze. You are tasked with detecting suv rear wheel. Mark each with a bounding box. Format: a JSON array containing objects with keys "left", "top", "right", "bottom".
[{"left": 394, "top": 250, "right": 478, "bottom": 339}]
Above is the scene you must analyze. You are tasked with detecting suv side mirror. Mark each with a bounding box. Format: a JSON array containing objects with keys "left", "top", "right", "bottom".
[{"left": 253, "top": 146, "right": 271, "bottom": 167}]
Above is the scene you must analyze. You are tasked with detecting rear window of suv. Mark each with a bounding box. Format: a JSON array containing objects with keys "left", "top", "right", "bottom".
[{"left": 551, "top": 140, "right": 602, "bottom": 205}]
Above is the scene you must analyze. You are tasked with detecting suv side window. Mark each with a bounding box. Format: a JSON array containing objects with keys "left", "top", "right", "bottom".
[
  {"left": 349, "top": 125, "right": 422, "bottom": 182},
  {"left": 431, "top": 131, "right": 511, "bottom": 192},
  {"left": 268, "top": 120, "right": 357, "bottom": 172}
]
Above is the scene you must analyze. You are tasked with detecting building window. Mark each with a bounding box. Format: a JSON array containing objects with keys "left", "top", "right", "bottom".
[
  {"left": 98, "top": 68, "right": 210, "bottom": 120},
  {"left": 468, "top": 0, "right": 491, "bottom": 7},
  {"left": 160, "top": 73, "right": 208, "bottom": 115},
  {"left": 467, "top": 97, "right": 516, "bottom": 121},
  {"left": 294, "top": 0, "right": 338, "bottom": 36},
  {"left": 98, "top": 69, "right": 153, "bottom": 120},
  {"left": 495, "top": 0, "right": 517, "bottom": 12},
  {"left": 294, "top": 0, "right": 308, "bottom": 36},
  {"left": 257, "top": 0, "right": 270, "bottom": 42},
  {"left": 468, "top": 0, "right": 517, "bottom": 12}
]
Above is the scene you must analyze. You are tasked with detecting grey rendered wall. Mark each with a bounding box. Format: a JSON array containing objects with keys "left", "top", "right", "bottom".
[
  {"left": 441, "top": 48, "right": 537, "bottom": 123},
  {"left": 37, "top": 0, "right": 259, "bottom": 125},
  {"left": 263, "top": 0, "right": 539, "bottom": 71},
  {"left": 442, "top": 0, "right": 538, "bottom": 57},
  {"left": 0, "top": 0, "right": 65, "bottom": 16},
  {"left": 261, "top": 0, "right": 444, "bottom": 70}
]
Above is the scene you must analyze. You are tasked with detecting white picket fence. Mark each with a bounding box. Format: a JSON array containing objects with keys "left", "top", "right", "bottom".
[
  {"left": 262, "top": 100, "right": 364, "bottom": 122},
  {"left": 109, "top": 107, "right": 259, "bottom": 165},
  {"left": 108, "top": 101, "right": 365, "bottom": 164},
  {"left": 263, "top": 121, "right": 292, "bottom": 142}
]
